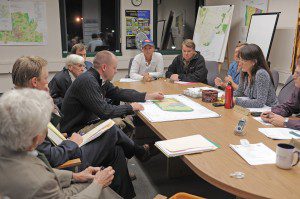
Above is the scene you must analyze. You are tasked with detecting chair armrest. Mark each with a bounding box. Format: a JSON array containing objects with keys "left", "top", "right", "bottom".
[{"left": 57, "top": 158, "right": 81, "bottom": 169}]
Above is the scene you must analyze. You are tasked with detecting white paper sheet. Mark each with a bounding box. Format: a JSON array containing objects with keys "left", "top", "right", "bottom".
[
  {"left": 139, "top": 94, "right": 220, "bottom": 122},
  {"left": 253, "top": 117, "right": 272, "bottom": 126},
  {"left": 230, "top": 143, "right": 276, "bottom": 165},
  {"left": 258, "top": 128, "right": 300, "bottom": 140},
  {"left": 235, "top": 97, "right": 272, "bottom": 112},
  {"left": 119, "top": 78, "right": 141, "bottom": 83},
  {"left": 174, "top": 81, "right": 197, "bottom": 85}
]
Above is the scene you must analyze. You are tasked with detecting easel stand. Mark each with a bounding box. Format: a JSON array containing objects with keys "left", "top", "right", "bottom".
[{"left": 217, "top": 44, "right": 230, "bottom": 73}]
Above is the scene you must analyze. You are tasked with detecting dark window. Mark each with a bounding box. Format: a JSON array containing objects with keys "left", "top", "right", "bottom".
[{"left": 59, "top": 0, "right": 120, "bottom": 54}]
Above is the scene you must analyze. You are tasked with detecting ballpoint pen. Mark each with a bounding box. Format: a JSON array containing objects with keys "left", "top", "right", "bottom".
[{"left": 289, "top": 131, "right": 300, "bottom": 137}]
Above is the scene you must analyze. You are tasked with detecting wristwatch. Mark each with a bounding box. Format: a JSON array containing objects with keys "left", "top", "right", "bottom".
[{"left": 284, "top": 118, "right": 289, "bottom": 127}]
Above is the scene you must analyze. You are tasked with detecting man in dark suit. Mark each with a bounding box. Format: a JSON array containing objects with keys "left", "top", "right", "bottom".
[
  {"left": 49, "top": 54, "right": 85, "bottom": 109},
  {"left": 71, "top": 43, "right": 93, "bottom": 70},
  {"left": 61, "top": 50, "right": 164, "bottom": 134}
]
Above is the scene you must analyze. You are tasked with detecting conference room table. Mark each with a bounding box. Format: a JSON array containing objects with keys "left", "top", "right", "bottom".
[{"left": 115, "top": 79, "right": 300, "bottom": 199}]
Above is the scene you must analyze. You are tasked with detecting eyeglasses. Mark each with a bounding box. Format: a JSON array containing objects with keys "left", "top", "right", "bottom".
[{"left": 293, "top": 71, "right": 300, "bottom": 78}]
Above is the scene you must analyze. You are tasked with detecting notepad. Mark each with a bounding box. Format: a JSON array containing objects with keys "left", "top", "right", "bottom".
[
  {"left": 47, "top": 119, "right": 115, "bottom": 147},
  {"left": 155, "top": 134, "right": 218, "bottom": 157},
  {"left": 258, "top": 128, "right": 300, "bottom": 140},
  {"left": 230, "top": 142, "right": 276, "bottom": 165}
]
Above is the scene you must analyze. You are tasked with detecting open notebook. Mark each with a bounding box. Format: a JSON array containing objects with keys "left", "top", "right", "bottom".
[
  {"left": 47, "top": 119, "right": 115, "bottom": 147},
  {"left": 155, "top": 134, "right": 218, "bottom": 157}
]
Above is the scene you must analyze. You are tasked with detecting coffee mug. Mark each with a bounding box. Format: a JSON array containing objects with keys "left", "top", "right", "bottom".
[{"left": 276, "top": 143, "right": 300, "bottom": 169}]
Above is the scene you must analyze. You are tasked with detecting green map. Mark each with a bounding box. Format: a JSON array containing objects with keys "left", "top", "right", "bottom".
[
  {"left": 153, "top": 98, "right": 193, "bottom": 112},
  {"left": 0, "top": 1, "right": 46, "bottom": 45},
  {"left": 193, "top": 5, "right": 234, "bottom": 62},
  {"left": 0, "top": 12, "right": 43, "bottom": 43}
]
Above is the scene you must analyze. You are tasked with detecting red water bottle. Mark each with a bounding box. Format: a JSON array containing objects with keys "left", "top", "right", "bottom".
[{"left": 224, "top": 82, "right": 233, "bottom": 109}]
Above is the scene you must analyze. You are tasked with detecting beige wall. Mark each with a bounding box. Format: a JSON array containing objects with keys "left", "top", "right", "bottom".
[
  {"left": 0, "top": 0, "right": 177, "bottom": 92},
  {"left": 206, "top": 0, "right": 299, "bottom": 83}
]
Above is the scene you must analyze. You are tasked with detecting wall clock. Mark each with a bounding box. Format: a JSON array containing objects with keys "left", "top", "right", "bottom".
[{"left": 131, "top": 0, "right": 142, "bottom": 6}]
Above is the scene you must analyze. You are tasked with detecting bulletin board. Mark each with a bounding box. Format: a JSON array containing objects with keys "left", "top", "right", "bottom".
[{"left": 125, "top": 10, "right": 151, "bottom": 49}]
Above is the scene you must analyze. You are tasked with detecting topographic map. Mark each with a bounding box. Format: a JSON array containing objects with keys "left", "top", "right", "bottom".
[
  {"left": 152, "top": 98, "right": 193, "bottom": 112},
  {"left": 193, "top": 5, "right": 234, "bottom": 62},
  {"left": 0, "top": 0, "right": 47, "bottom": 45}
]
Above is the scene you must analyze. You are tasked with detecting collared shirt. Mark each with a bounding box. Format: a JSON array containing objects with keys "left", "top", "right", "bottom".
[
  {"left": 130, "top": 52, "right": 164, "bottom": 80},
  {"left": 227, "top": 61, "right": 240, "bottom": 84},
  {"left": 69, "top": 71, "right": 76, "bottom": 82}
]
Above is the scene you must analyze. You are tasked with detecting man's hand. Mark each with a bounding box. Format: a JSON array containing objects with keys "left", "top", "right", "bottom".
[
  {"left": 269, "top": 113, "right": 285, "bottom": 127},
  {"left": 69, "top": 133, "right": 83, "bottom": 146},
  {"left": 145, "top": 92, "right": 164, "bottom": 100},
  {"left": 214, "top": 77, "right": 224, "bottom": 87},
  {"left": 72, "top": 166, "right": 100, "bottom": 183},
  {"left": 260, "top": 111, "right": 272, "bottom": 123},
  {"left": 130, "top": 102, "right": 144, "bottom": 111},
  {"left": 170, "top": 74, "right": 179, "bottom": 81},
  {"left": 224, "top": 75, "right": 233, "bottom": 84},
  {"left": 143, "top": 73, "right": 152, "bottom": 82},
  {"left": 93, "top": 166, "right": 115, "bottom": 188}
]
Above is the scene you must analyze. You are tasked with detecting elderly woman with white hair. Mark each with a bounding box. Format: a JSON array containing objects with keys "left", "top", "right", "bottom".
[
  {"left": 0, "top": 88, "right": 121, "bottom": 199},
  {"left": 49, "top": 54, "right": 86, "bottom": 109}
]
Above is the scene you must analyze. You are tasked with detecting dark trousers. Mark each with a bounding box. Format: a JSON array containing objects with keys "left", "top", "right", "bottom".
[{"left": 79, "top": 125, "right": 136, "bottom": 198}]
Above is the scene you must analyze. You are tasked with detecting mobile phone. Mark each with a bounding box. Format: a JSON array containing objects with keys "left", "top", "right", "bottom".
[
  {"left": 234, "top": 118, "right": 247, "bottom": 135},
  {"left": 250, "top": 112, "right": 262, "bottom": 117},
  {"left": 212, "top": 102, "right": 225, "bottom": 107}
]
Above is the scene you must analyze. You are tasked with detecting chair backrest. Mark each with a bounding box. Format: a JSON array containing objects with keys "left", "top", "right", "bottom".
[
  {"left": 94, "top": 45, "right": 109, "bottom": 52},
  {"left": 278, "top": 74, "right": 295, "bottom": 104},
  {"left": 205, "top": 61, "right": 219, "bottom": 86},
  {"left": 126, "top": 58, "right": 134, "bottom": 78},
  {"left": 271, "top": 69, "right": 279, "bottom": 90}
]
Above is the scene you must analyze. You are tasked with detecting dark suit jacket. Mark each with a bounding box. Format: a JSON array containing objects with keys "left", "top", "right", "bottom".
[
  {"left": 61, "top": 68, "right": 146, "bottom": 134},
  {"left": 49, "top": 67, "right": 72, "bottom": 109},
  {"left": 165, "top": 51, "right": 208, "bottom": 83},
  {"left": 37, "top": 139, "right": 81, "bottom": 167}
]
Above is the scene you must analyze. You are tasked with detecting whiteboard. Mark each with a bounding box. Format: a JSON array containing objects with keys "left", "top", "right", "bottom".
[
  {"left": 246, "top": 13, "right": 280, "bottom": 61},
  {"left": 193, "top": 5, "right": 234, "bottom": 62}
]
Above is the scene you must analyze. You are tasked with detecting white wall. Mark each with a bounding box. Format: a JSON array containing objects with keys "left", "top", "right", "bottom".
[
  {"left": 0, "top": 0, "right": 63, "bottom": 92},
  {"left": 0, "top": 0, "right": 177, "bottom": 92},
  {"left": 205, "top": 0, "right": 299, "bottom": 83}
]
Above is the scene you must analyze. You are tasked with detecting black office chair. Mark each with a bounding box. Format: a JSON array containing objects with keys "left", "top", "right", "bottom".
[
  {"left": 94, "top": 45, "right": 109, "bottom": 52},
  {"left": 205, "top": 61, "right": 219, "bottom": 86},
  {"left": 125, "top": 58, "right": 134, "bottom": 78},
  {"left": 278, "top": 75, "right": 295, "bottom": 104}
]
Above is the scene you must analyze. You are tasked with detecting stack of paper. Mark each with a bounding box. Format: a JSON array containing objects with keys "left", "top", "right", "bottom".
[
  {"left": 258, "top": 128, "right": 300, "bottom": 140},
  {"left": 230, "top": 143, "right": 276, "bottom": 165},
  {"left": 174, "top": 81, "right": 197, "bottom": 85},
  {"left": 155, "top": 134, "right": 218, "bottom": 157}
]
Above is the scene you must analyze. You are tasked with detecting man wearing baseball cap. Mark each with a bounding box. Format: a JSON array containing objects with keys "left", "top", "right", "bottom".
[{"left": 130, "top": 39, "right": 164, "bottom": 81}]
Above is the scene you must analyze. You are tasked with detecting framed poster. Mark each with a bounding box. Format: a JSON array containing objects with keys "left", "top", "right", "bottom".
[{"left": 125, "top": 10, "right": 150, "bottom": 49}]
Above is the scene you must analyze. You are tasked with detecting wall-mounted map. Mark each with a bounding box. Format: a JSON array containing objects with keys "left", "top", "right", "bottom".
[{"left": 0, "top": 0, "right": 47, "bottom": 45}]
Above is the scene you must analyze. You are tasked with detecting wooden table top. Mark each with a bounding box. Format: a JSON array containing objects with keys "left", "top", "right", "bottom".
[{"left": 115, "top": 79, "right": 300, "bottom": 199}]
